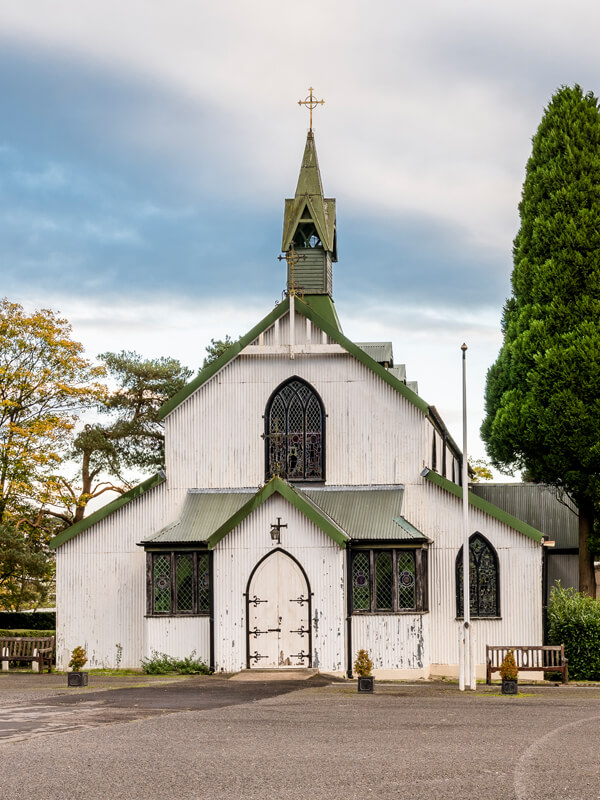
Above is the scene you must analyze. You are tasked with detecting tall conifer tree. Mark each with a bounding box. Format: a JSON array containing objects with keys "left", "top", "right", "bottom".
[{"left": 481, "top": 85, "right": 600, "bottom": 596}]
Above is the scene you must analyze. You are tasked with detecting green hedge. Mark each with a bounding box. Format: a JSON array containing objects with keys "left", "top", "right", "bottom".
[
  {"left": 0, "top": 612, "right": 55, "bottom": 630},
  {"left": 547, "top": 585, "right": 600, "bottom": 680},
  {"left": 0, "top": 629, "right": 55, "bottom": 638}
]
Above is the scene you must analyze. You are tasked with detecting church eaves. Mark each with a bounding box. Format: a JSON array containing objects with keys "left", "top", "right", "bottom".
[
  {"left": 421, "top": 468, "right": 544, "bottom": 543},
  {"left": 157, "top": 296, "right": 430, "bottom": 420}
]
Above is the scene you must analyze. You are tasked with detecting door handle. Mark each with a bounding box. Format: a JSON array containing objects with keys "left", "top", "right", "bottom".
[{"left": 267, "top": 628, "right": 282, "bottom": 632}]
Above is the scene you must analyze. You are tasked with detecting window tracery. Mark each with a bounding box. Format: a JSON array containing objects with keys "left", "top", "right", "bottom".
[
  {"left": 266, "top": 378, "right": 324, "bottom": 481},
  {"left": 456, "top": 533, "right": 499, "bottom": 618}
]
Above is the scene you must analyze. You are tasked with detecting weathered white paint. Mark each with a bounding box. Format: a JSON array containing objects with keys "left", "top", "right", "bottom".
[
  {"left": 55, "top": 306, "right": 544, "bottom": 677},
  {"left": 166, "top": 312, "right": 429, "bottom": 490},
  {"left": 351, "top": 613, "right": 429, "bottom": 671},
  {"left": 213, "top": 494, "right": 345, "bottom": 673},
  {"left": 404, "top": 480, "right": 543, "bottom": 669},
  {"left": 247, "top": 550, "right": 309, "bottom": 668},
  {"left": 145, "top": 616, "right": 210, "bottom": 663},
  {"left": 54, "top": 482, "right": 187, "bottom": 670}
]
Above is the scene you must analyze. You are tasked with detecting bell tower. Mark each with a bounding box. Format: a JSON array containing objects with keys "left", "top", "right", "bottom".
[{"left": 281, "top": 89, "right": 337, "bottom": 296}]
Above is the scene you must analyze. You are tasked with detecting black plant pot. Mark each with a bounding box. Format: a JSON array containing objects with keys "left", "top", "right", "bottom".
[
  {"left": 67, "top": 671, "right": 89, "bottom": 687},
  {"left": 357, "top": 676, "right": 374, "bottom": 693},
  {"left": 501, "top": 678, "right": 518, "bottom": 695}
]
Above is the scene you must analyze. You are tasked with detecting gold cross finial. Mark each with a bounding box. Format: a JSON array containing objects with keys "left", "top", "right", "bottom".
[
  {"left": 298, "top": 87, "right": 324, "bottom": 132},
  {"left": 278, "top": 244, "right": 306, "bottom": 296}
]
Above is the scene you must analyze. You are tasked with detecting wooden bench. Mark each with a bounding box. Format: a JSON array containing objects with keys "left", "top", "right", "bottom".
[
  {"left": 486, "top": 645, "right": 568, "bottom": 684},
  {"left": 0, "top": 636, "right": 54, "bottom": 673}
]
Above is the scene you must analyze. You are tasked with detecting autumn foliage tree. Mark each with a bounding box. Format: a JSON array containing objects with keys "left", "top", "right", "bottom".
[
  {"left": 481, "top": 86, "right": 600, "bottom": 595},
  {"left": 0, "top": 298, "right": 104, "bottom": 607}
]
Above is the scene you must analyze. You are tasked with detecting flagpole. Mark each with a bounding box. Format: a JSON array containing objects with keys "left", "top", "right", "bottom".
[{"left": 460, "top": 343, "right": 471, "bottom": 691}]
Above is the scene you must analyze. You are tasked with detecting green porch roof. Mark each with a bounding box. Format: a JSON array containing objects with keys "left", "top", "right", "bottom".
[
  {"left": 302, "top": 485, "right": 423, "bottom": 541},
  {"left": 142, "top": 480, "right": 423, "bottom": 549},
  {"left": 421, "top": 468, "right": 544, "bottom": 543}
]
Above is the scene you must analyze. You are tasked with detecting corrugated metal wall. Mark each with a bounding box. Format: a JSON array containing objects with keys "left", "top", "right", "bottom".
[
  {"left": 352, "top": 614, "right": 429, "bottom": 670},
  {"left": 56, "top": 308, "right": 544, "bottom": 675},
  {"left": 165, "top": 312, "right": 430, "bottom": 490},
  {"left": 55, "top": 483, "right": 185, "bottom": 669},
  {"left": 405, "top": 481, "right": 543, "bottom": 667},
  {"left": 213, "top": 494, "right": 345, "bottom": 673},
  {"left": 146, "top": 617, "right": 210, "bottom": 662},
  {"left": 471, "top": 483, "right": 578, "bottom": 548},
  {"left": 547, "top": 553, "right": 579, "bottom": 596}
]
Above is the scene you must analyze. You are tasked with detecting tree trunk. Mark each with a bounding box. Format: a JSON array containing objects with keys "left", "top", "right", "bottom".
[{"left": 578, "top": 499, "right": 596, "bottom": 598}]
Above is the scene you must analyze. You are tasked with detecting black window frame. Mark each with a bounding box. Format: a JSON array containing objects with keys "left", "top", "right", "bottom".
[
  {"left": 350, "top": 546, "right": 428, "bottom": 614},
  {"left": 264, "top": 376, "right": 326, "bottom": 483},
  {"left": 146, "top": 550, "right": 212, "bottom": 617},
  {"left": 456, "top": 532, "right": 500, "bottom": 619}
]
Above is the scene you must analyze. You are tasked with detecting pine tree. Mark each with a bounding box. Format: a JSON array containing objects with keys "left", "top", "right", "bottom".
[{"left": 481, "top": 85, "right": 600, "bottom": 596}]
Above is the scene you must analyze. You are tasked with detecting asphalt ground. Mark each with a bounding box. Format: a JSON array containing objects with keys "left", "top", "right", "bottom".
[{"left": 1, "top": 673, "right": 599, "bottom": 800}]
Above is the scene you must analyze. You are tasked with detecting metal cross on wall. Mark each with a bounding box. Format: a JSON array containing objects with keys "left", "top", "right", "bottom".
[{"left": 298, "top": 87, "right": 324, "bottom": 131}]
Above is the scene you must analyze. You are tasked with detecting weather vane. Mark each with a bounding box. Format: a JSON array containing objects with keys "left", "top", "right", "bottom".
[{"left": 298, "top": 87, "right": 324, "bottom": 132}]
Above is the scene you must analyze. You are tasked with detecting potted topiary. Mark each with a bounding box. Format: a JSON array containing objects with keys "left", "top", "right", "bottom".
[
  {"left": 67, "top": 646, "right": 89, "bottom": 687},
  {"left": 499, "top": 649, "right": 518, "bottom": 695},
  {"left": 354, "top": 649, "right": 374, "bottom": 693}
]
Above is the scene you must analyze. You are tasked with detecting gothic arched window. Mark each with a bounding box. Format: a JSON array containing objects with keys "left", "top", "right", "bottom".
[
  {"left": 456, "top": 533, "right": 499, "bottom": 618},
  {"left": 265, "top": 378, "right": 324, "bottom": 482}
]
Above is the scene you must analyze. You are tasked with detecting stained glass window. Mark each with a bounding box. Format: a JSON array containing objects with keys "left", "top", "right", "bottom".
[
  {"left": 153, "top": 554, "right": 171, "bottom": 613},
  {"left": 176, "top": 554, "right": 194, "bottom": 613},
  {"left": 266, "top": 378, "right": 324, "bottom": 481},
  {"left": 197, "top": 553, "right": 210, "bottom": 613},
  {"left": 375, "top": 552, "right": 393, "bottom": 610},
  {"left": 352, "top": 552, "right": 370, "bottom": 611},
  {"left": 456, "top": 534, "right": 499, "bottom": 618},
  {"left": 397, "top": 551, "right": 416, "bottom": 610},
  {"left": 351, "top": 549, "right": 427, "bottom": 613},
  {"left": 149, "top": 552, "right": 211, "bottom": 615}
]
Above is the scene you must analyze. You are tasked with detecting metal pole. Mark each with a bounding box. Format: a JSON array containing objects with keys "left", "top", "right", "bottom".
[
  {"left": 461, "top": 343, "right": 471, "bottom": 690},
  {"left": 458, "top": 622, "right": 465, "bottom": 691}
]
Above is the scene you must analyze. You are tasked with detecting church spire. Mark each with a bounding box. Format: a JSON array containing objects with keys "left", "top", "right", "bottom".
[{"left": 281, "top": 92, "right": 337, "bottom": 296}]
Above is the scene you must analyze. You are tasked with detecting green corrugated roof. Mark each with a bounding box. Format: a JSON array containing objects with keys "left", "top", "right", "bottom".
[
  {"left": 393, "top": 515, "right": 429, "bottom": 541},
  {"left": 470, "top": 483, "right": 577, "bottom": 548},
  {"left": 303, "top": 486, "right": 420, "bottom": 540},
  {"left": 142, "top": 489, "right": 255, "bottom": 545},
  {"left": 143, "top": 477, "right": 348, "bottom": 549},
  {"left": 301, "top": 294, "right": 342, "bottom": 332},
  {"left": 421, "top": 468, "right": 544, "bottom": 543},
  {"left": 356, "top": 342, "right": 394, "bottom": 365},
  {"left": 143, "top": 482, "right": 425, "bottom": 548},
  {"left": 49, "top": 472, "right": 166, "bottom": 550}
]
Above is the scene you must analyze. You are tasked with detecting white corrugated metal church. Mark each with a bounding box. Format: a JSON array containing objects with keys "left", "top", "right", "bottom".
[{"left": 51, "top": 121, "right": 545, "bottom": 678}]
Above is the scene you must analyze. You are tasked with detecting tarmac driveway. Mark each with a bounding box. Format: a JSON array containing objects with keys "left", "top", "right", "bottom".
[{"left": 1, "top": 674, "right": 599, "bottom": 800}]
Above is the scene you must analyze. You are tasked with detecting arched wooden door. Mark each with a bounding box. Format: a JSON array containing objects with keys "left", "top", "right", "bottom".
[{"left": 246, "top": 550, "right": 311, "bottom": 668}]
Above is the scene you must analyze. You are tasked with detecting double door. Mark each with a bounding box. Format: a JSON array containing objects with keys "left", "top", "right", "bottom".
[{"left": 247, "top": 551, "right": 310, "bottom": 668}]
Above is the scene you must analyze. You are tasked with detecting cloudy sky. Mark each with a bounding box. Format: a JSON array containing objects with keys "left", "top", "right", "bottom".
[{"left": 2, "top": 1, "right": 599, "bottom": 478}]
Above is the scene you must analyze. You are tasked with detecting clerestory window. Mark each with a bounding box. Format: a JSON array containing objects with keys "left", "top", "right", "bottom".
[
  {"left": 265, "top": 378, "right": 325, "bottom": 482},
  {"left": 456, "top": 533, "right": 500, "bottom": 618},
  {"left": 147, "top": 551, "right": 211, "bottom": 616}
]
